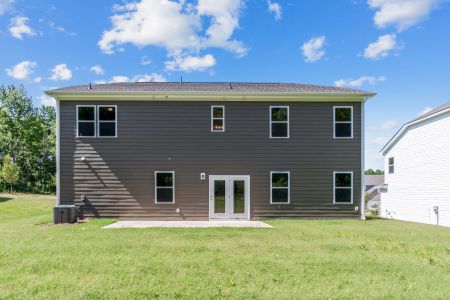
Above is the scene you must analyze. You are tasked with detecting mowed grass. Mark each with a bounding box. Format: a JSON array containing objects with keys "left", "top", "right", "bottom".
[{"left": 0, "top": 194, "right": 449, "bottom": 299}]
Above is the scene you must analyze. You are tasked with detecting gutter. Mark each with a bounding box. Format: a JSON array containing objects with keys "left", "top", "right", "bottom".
[
  {"left": 46, "top": 90, "right": 376, "bottom": 102},
  {"left": 360, "top": 96, "right": 368, "bottom": 221}
]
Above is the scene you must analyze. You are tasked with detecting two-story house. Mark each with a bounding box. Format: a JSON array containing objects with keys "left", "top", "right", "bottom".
[{"left": 47, "top": 82, "right": 375, "bottom": 220}]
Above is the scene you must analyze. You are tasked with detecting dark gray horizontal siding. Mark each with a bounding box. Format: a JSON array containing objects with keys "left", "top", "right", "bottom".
[{"left": 59, "top": 101, "right": 361, "bottom": 219}]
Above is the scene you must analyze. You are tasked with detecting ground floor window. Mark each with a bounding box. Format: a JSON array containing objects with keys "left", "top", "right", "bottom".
[
  {"left": 334, "top": 172, "right": 353, "bottom": 204},
  {"left": 155, "top": 171, "right": 175, "bottom": 203},
  {"left": 270, "top": 171, "right": 290, "bottom": 204}
]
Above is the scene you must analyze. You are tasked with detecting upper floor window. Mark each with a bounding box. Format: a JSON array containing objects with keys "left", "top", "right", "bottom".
[
  {"left": 334, "top": 106, "right": 353, "bottom": 138},
  {"left": 76, "top": 105, "right": 117, "bottom": 138},
  {"left": 77, "top": 105, "right": 96, "bottom": 137},
  {"left": 211, "top": 106, "right": 225, "bottom": 132},
  {"left": 334, "top": 172, "right": 353, "bottom": 204},
  {"left": 270, "top": 171, "right": 290, "bottom": 204},
  {"left": 270, "top": 106, "right": 289, "bottom": 138},
  {"left": 98, "top": 105, "right": 117, "bottom": 137},
  {"left": 155, "top": 171, "right": 175, "bottom": 203},
  {"left": 388, "top": 157, "right": 394, "bottom": 174}
]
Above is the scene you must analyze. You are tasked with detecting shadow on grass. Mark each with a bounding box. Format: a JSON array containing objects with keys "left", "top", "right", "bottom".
[
  {"left": 365, "top": 215, "right": 389, "bottom": 221},
  {"left": 0, "top": 196, "right": 13, "bottom": 203}
]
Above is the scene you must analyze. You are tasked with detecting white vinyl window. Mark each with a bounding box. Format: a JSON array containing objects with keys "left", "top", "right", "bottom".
[
  {"left": 388, "top": 157, "right": 394, "bottom": 174},
  {"left": 270, "top": 106, "right": 289, "bottom": 138},
  {"left": 155, "top": 171, "right": 175, "bottom": 204},
  {"left": 211, "top": 106, "right": 225, "bottom": 132},
  {"left": 97, "top": 105, "right": 117, "bottom": 138},
  {"left": 333, "top": 171, "right": 353, "bottom": 204},
  {"left": 334, "top": 106, "right": 353, "bottom": 138},
  {"left": 77, "top": 105, "right": 96, "bottom": 137},
  {"left": 270, "top": 171, "right": 290, "bottom": 204}
]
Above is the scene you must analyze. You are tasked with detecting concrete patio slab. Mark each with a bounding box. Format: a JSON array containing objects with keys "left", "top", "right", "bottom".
[{"left": 103, "top": 220, "right": 273, "bottom": 229}]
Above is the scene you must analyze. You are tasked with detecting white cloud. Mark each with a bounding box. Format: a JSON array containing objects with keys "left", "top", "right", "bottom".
[
  {"left": 33, "top": 77, "right": 42, "bottom": 83},
  {"left": 95, "top": 73, "right": 167, "bottom": 84},
  {"left": 141, "top": 56, "right": 152, "bottom": 65},
  {"left": 5, "top": 60, "right": 37, "bottom": 80},
  {"left": 372, "top": 136, "right": 389, "bottom": 145},
  {"left": 48, "top": 20, "right": 77, "bottom": 36},
  {"left": 301, "top": 36, "right": 326, "bottom": 63},
  {"left": 367, "top": 0, "right": 443, "bottom": 31},
  {"left": 380, "top": 120, "right": 398, "bottom": 130},
  {"left": 9, "top": 16, "right": 35, "bottom": 39},
  {"left": 90, "top": 65, "right": 105, "bottom": 75},
  {"left": 50, "top": 64, "right": 72, "bottom": 81},
  {"left": 335, "top": 75, "right": 386, "bottom": 87},
  {"left": 133, "top": 73, "right": 167, "bottom": 82},
  {"left": 267, "top": 0, "right": 282, "bottom": 20},
  {"left": 0, "top": 0, "right": 14, "bottom": 15},
  {"left": 111, "top": 76, "right": 130, "bottom": 83},
  {"left": 98, "top": 0, "right": 246, "bottom": 71},
  {"left": 417, "top": 107, "right": 433, "bottom": 116},
  {"left": 165, "top": 54, "right": 216, "bottom": 72},
  {"left": 197, "top": 0, "right": 246, "bottom": 55},
  {"left": 38, "top": 94, "right": 56, "bottom": 107},
  {"left": 363, "top": 34, "right": 398, "bottom": 60}
]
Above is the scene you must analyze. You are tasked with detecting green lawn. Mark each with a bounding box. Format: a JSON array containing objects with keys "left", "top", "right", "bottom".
[{"left": 1, "top": 194, "right": 449, "bottom": 299}]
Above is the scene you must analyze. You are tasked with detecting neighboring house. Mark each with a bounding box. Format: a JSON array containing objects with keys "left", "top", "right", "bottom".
[
  {"left": 380, "top": 100, "right": 450, "bottom": 227},
  {"left": 46, "top": 82, "right": 375, "bottom": 220},
  {"left": 364, "top": 175, "right": 384, "bottom": 210}
]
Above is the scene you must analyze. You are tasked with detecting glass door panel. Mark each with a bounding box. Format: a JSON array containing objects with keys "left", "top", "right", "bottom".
[
  {"left": 214, "top": 180, "right": 226, "bottom": 214},
  {"left": 233, "top": 180, "right": 245, "bottom": 214}
]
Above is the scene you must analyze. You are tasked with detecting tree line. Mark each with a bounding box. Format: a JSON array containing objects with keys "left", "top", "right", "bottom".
[{"left": 0, "top": 85, "right": 56, "bottom": 194}]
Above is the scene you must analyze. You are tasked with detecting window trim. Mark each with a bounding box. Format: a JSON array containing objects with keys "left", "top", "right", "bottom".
[
  {"left": 211, "top": 105, "right": 225, "bottom": 132},
  {"left": 154, "top": 171, "right": 175, "bottom": 204},
  {"left": 333, "top": 171, "right": 353, "bottom": 204},
  {"left": 76, "top": 105, "right": 96, "bottom": 138},
  {"left": 333, "top": 106, "right": 353, "bottom": 139},
  {"left": 388, "top": 157, "right": 394, "bottom": 174},
  {"left": 97, "top": 105, "right": 118, "bottom": 138},
  {"left": 270, "top": 171, "right": 290, "bottom": 204},
  {"left": 270, "top": 106, "right": 290, "bottom": 139}
]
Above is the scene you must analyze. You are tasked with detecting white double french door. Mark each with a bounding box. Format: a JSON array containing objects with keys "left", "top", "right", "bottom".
[{"left": 209, "top": 175, "right": 250, "bottom": 220}]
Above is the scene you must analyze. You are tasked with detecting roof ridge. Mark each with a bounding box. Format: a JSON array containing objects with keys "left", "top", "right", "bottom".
[{"left": 47, "top": 81, "right": 375, "bottom": 96}]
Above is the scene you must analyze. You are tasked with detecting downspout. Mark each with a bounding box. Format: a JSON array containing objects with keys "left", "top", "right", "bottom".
[
  {"left": 56, "top": 98, "right": 60, "bottom": 206},
  {"left": 360, "top": 97, "right": 367, "bottom": 220}
]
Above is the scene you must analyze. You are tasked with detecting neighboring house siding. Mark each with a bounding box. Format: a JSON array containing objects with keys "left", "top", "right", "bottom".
[
  {"left": 380, "top": 111, "right": 450, "bottom": 227},
  {"left": 60, "top": 101, "right": 361, "bottom": 219}
]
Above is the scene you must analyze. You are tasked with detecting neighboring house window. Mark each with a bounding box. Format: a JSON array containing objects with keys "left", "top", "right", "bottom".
[
  {"left": 334, "top": 172, "right": 353, "bottom": 204},
  {"left": 270, "top": 171, "right": 290, "bottom": 204},
  {"left": 211, "top": 106, "right": 225, "bottom": 132},
  {"left": 98, "top": 105, "right": 117, "bottom": 137},
  {"left": 77, "top": 105, "right": 96, "bottom": 137},
  {"left": 388, "top": 157, "right": 394, "bottom": 174},
  {"left": 155, "top": 171, "right": 175, "bottom": 203},
  {"left": 334, "top": 106, "right": 353, "bottom": 138},
  {"left": 270, "top": 106, "right": 289, "bottom": 138}
]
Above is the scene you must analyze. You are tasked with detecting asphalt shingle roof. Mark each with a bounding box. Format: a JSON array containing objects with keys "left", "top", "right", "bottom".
[
  {"left": 411, "top": 100, "right": 450, "bottom": 122},
  {"left": 47, "top": 82, "right": 374, "bottom": 95}
]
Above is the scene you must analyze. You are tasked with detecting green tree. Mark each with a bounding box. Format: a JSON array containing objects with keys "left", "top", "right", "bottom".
[
  {"left": 0, "top": 85, "right": 56, "bottom": 193},
  {"left": 365, "top": 169, "right": 384, "bottom": 175},
  {"left": 1, "top": 154, "right": 20, "bottom": 193}
]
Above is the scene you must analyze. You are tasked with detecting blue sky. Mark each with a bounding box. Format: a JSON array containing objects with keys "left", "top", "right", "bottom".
[{"left": 1, "top": 0, "right": 449, "bottom": 169}]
